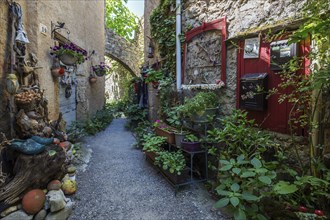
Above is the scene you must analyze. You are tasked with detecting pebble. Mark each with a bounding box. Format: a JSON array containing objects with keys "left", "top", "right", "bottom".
[
  {"left": 34, "top": 209, "right": 47, "bottom": 220},
  {"left": 0, "top": 206, "right": 18, "bottom": 217},
  {"left": 47, "top": 180, "right": 62, "bottom": 191},
  {"left": 67, "top": 166, "right": 76, "bottom": 174}
]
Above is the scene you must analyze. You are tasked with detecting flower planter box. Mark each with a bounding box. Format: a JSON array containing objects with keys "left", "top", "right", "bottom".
[
  {"left": 161, "top": 167, "right": 190, "bottom": 185},
  {"left": 154, "top": 127, "right": 175, "bottom": 144},
  {"left": 144, "top": 151, "right": 158, "bottom": 162},
  {"left": 181, "top": 141, "right": 201, "bottom": 152}
]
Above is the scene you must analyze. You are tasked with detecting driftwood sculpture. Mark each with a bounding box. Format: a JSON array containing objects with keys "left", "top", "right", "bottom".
[{"left": 0, "top": 145, "right": 66, "bottom": 212}]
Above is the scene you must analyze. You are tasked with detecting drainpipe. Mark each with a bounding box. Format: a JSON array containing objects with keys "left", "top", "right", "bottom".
[{"left": 176, "top": 0, "right": 182, "bottom": 92}]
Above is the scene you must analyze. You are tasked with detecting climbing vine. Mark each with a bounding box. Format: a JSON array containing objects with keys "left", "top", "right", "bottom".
[{"left": 150, "top": 0, "right": 176, "bottom": 74}]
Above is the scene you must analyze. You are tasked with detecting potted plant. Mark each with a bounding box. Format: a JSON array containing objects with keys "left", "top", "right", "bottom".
[
  {"left": 179, "top": 92, "right": 219, "bottom": 122},
  {"left": 50, "top": 43, "right": 87, "bottom": 65},
  {"left": 181, "top": 134, "right": 201, "bottom": 152},
  {"left": 144, "top": 69, "right": 164, "bottom": 89},
  {"left": 142, "top": 133, "right": 166, "bottom": 162},
  {"left": 154, "top": 151, "right": 189, "bottom": 184},
  {"left": 153, "top": 120, "right": 176, "bottom": 144},
  {"left": 92, "top": 62, "right": 111, "bottom": 77},
  {"left": 166, "top": 106, "right": 189, "bottom": 147}
]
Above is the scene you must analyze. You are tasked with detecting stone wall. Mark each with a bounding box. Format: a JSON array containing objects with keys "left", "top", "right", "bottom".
[
  {"left": 0, "top": 1, "right": 105, "bottom": 134},
  {"left": 105, "top": 28, "right": 140, "bottom": 76},
  {"left": 181, "top": 0, "right": 307, "bottom": 116}
]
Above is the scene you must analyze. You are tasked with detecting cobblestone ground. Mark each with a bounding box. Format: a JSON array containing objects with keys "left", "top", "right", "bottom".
[{"left": 69, "top": 118, "right": 227, "bottom": 220}]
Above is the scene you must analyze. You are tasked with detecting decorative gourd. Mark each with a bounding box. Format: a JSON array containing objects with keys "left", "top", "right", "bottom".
[
  {"left": 22, "top": 189, "right": 46, "bottom": 214},
  {"left": 62, "top": 180, "right": 77, "bottom": 195}
]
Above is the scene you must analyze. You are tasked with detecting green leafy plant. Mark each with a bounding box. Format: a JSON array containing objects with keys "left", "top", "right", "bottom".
[
  {"left": 150, "top": 0, "right": 176, "bottom": 74},
  {"left": 183, "top": 134, "right": 199, "bottom": 143},
  {"left": 214, "top": 155, "right": 277, "bottom": 220},
  {"left": 155, "top": 150, "right": 186, "bottom": 175},
  {"left": 67, "top": 104, "right": 115, "bottom": 140},
  {"left": 179, "top": 92, "right": 218, "bottom": 118},
  {"left": 216, "top": 110, "right": 278, "bottom": 160},
  {"left": 166, "top": 105, "right": 187, "bottom": 134},
  {"left": 142, "top": 133, "right": 166, "bottom": 153},
  {"left": 124, "top": 104, "right": 148, "bottom": 130},
  {"left": 144, "top": 69, "right": 164, "bottom": 83}
]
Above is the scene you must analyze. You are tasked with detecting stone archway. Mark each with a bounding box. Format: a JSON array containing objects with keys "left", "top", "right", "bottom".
[{"left": 105, "top": 28, "right": 141, "bottom": 76}]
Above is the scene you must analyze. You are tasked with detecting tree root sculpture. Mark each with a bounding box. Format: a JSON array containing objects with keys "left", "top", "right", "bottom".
[{"left": 0, "top": 145, "right": 66, "bottom": 212}]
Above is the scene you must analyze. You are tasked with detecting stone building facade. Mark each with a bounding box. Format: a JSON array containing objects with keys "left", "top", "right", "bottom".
[
  {"left": 0, "top": 1, "right": 105, "bottom": 136},
  {"left": 181, "top": 0, "right": 307, "bottom": 116},
  {"left": 144, "top": 0, "right": 308, "bottom": 122}
]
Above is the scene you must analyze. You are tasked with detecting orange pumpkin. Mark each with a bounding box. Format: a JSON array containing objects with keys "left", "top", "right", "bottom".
[{"left": 22, "top": 189, "right": 46, "bottom": 214}]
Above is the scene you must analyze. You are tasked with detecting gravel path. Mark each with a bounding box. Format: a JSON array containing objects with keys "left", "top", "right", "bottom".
[{"left": 69, "top": 118, "right": 227, "bottom": 220}]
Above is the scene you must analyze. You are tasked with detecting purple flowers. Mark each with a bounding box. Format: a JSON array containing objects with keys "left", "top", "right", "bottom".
[
  {"left": 91, "top": 62, "right": 111, "bottom": 76},
  {"left": 50, "top": 43, "right": 88, "bottom": 64}
]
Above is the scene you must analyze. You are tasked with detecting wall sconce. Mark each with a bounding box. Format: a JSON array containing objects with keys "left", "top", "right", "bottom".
[
  {"left": 147, "top": 36, "right": 154, "bottom": 58},
  {"left": 51, "top": 21, "right": 70, "bottom": 39}
]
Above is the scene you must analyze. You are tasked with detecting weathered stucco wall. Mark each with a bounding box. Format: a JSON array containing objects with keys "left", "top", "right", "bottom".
[
  {"left": 181, "top": 0, "right": 307, "bottom": 116},
  {"left": 0, "top": 0, "right": 105, "bottom": 134}
]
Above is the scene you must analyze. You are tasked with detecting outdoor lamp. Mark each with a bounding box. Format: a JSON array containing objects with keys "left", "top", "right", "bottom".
[{"left": 147, "top": 41, "right": 154, "bottom": 58}]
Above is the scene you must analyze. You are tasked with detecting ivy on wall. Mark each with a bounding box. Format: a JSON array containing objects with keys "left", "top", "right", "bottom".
[{"left": 150, "top": 0, "right": 176, "bottom": 74}]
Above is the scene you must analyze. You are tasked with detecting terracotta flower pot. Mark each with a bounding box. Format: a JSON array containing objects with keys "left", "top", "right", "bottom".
[
  {"left": 89, "top": 77, "right": 97, "bottom": 83},
  {"left": 51, "top": 67, "right": 65, "bottom": 77}
]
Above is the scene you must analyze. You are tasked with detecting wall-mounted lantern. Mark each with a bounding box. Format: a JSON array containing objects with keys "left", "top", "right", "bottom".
[{"left": 146, "top": 36, "right": 154, "bottom": 58}]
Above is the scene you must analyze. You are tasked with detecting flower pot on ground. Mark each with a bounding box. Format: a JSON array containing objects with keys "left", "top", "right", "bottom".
[{"left": 181, "top": 134, "right": 201, "bottom": 152}]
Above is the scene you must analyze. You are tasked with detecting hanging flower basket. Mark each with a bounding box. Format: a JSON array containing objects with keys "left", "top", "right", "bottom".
[
  {"left": 93, "top": 68, "right": 107, "bottom": 77},
  {"left": 92, "top": 62, "right": 111, "bottom": 77},
  {"left": 58, "top": 54, "right": 78, "bottom": 66},
  {"left": 50, "top": 43, "right": 88, "bottom": 66}
]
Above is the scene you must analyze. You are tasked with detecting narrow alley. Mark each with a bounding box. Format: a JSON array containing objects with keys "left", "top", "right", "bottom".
[{"left": 69, "top": 119, "right": 226, "bottom": 220}]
